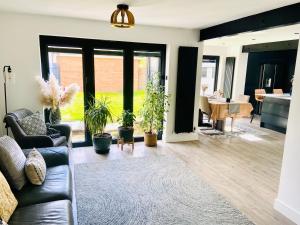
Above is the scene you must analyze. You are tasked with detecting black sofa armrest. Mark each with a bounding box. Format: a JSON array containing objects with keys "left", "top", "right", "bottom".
[
  {"left": 21, "top": 135, "right": 54, "bottom": 149},
  {"left": 50, "top": 124, "right": 72, "bottom": 142},
  {"left": 23, "top": 146, "right": 69, "bottom": 167}
]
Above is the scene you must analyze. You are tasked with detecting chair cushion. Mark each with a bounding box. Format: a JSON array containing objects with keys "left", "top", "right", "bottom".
[
  {"left": 0, "top": 172, "right": 18, "bottom": 223},
  {"left": 0, "top": 136, "right": 27, "bottom": 190},
  {"left": 22, "top": 147, "right": 69, "bottom": 167},
  {"left": 18, "top": 112, "right": 47, "bottom": 136},
  {"left": 25, "top": 149, "right": 46, "bottom": 185},
  {"left": 14, "top": 165, "right": 72, "bottom": 207},
  {"left": 52, "top": 136, "right": 67, "bottom": 147},
  {"left": 9, "top": 200, "right": 74, "bottom": 225}
]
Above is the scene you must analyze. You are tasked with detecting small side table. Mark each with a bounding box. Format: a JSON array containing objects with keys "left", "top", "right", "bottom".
[{"left": 117, "top": 138, "right": 134, "bottom": 151}]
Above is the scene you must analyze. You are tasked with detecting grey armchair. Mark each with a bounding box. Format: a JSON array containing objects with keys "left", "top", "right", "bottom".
[{"left": 3, "top": 108, "right": 71, "bottom": 149}]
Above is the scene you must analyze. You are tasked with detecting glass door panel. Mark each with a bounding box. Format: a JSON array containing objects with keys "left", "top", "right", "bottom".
[
  {"left": 94, "top": 49, "right": 124, "bottom": 139},
  {"left": 48, "top": 48, "right": 85, "bottom": 143},
  {"left": 201, "top": 61, "right": 216, "bottom": 96},
  {"left": 201, "top": 56, "right": 219, "bottom": 96},
  {"left": 133, "top": 51, "right": 161, "bottom": 137}
]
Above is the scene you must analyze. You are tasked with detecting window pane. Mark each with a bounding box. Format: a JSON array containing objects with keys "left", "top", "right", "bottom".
[
  {"left": 48, "top": 51, "right": 85, "bottom": 142},
  {"left": 133, "top": 52, "right": 161, "bottom": 136},
  {"left": 94, "top": 50, "right": 124, "bottom": 139},
  {"left": 201, "top": 60, "right": 217, "bottom": 96}
]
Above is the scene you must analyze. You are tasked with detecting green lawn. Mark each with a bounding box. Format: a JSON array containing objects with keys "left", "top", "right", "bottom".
[{"left": 61, "top": 90, "right": 145, "bottom": 122}]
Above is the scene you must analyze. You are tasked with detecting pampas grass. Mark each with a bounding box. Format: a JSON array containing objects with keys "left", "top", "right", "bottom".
[{"left": 36, "top": 74, "right": 79, "bottom": 110}]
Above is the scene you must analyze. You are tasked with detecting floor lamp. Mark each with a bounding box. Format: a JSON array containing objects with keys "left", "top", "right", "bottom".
[{"left": 3, "top": 65, "right": 12, "bottom": 135}]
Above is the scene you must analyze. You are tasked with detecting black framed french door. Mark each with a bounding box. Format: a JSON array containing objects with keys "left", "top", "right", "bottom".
[{"left": 39, "top": 35, "right": 166, "bottom": 147}]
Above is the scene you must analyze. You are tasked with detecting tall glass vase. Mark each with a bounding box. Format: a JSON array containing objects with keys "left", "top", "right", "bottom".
[{"left": 49, "top": 107, "right": 61, "bottom": 125}]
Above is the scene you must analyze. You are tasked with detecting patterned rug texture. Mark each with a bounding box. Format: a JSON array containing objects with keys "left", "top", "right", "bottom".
[{"left": 75, "top": 156, "right": 254, "bottom": 225}]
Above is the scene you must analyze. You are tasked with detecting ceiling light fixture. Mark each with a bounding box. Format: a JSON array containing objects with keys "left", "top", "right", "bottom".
[{"left": 111, "top": 4, "right": 135, "bottom": 28}]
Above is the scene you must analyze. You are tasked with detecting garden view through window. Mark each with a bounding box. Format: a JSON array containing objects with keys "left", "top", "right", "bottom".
[{"left": 48, "top": 47, "right": 162, "bottom": 143}]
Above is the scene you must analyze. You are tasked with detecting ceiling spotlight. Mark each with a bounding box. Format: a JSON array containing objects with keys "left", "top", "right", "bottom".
[{"left": 111, "top": 4, "right": 135, "bottom": 28}]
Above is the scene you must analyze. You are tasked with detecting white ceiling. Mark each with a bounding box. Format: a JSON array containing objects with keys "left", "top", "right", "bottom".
[
  {"left": 0, "top": 0, "right": 298, "bottom": 29},
  {"left": 204, "top": 24, "right": 300, "bottom": 47}
]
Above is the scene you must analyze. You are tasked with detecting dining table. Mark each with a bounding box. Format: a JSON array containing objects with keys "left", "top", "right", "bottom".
[{"left": 208, "top": 98, "right": 253, "bottom": 131}]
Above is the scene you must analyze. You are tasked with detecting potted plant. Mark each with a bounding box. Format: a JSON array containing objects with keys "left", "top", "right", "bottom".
[
  {"left": 36, "top": 74, "right": 79, "bottom": 124},
  {"left": 85, "top": 97, "right": 113, "bottom": 154},
  {"left": 140, "top": 74, "right": 170, "bottom": 147},
  {"left": 118, "top": 110, "right": 136, "bottom": 142}
]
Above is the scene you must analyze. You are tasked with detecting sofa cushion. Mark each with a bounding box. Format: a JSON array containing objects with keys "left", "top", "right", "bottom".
[
  {"left": 22, "top": 147, "right": 69, "bottom": 167},
  {"left": 14, "top": 165, "right": 72, "bottom": 207},
  {"left": 25, "top": 149, "right": 46, "bottom": 185},
  {"left": 0, "top": 136, "right": 27, "bottom": 190},
  {"left": 0, "top": 172, "right": 18, "bottom": 223},
  {"left": 18, "top": 112, "right": 47, "bottom": 136},
  {"left": 9, "top": 200, "right": 74, "bottom": 225}
]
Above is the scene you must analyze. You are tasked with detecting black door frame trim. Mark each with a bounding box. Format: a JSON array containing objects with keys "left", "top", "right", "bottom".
[
  {"left": 39, "top": 35, "right": 166, "bottom": 147},
  {"left": 199, "top": 3, "right": 300, "bottom": 41}
]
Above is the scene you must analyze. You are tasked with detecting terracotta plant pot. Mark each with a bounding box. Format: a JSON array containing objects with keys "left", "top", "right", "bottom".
[{"left": 144, "top": 132, "right": 157, "bottom": 147}]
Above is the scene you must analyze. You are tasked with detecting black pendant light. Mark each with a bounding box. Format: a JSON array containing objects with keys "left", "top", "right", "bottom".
[{"left": 111, "top": 4, "right": 135, "bottom": 28}]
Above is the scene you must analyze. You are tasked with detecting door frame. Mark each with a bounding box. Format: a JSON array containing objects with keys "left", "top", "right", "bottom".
[{"left": 39, "top": 35, "right": 166, "bottom": 147}]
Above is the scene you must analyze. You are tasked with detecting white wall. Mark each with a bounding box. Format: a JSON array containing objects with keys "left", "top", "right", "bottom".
[
  {"left": 274, "top": 38, "right": 300, "bottom": 225},
  {"left": 0, "top": 12, "right": 203, "bottom": 142},
  {"left": 203, "top": 45, "right": 248, "bottom": 99},
  {"left": 229, "top": 46, "right": 248, "bottom": 100}
]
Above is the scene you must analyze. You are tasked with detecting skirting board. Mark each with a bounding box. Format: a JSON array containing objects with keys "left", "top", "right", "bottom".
[
  {"left": 274, "top": 199, "right": 300, "bottom": 224},
  {"left": 163, "top": 133, "right": 198, "bottom": 143}
]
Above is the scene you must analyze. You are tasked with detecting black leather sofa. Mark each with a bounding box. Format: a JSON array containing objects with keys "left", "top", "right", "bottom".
[
  {"left": 8, "top": 146, "right": 74, "bottom": 225},
  {"left": 4, "top": 109, "right": 71, "bottom": 149}
]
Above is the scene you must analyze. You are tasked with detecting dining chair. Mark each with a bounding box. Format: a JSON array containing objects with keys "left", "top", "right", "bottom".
[
  {"left": 199, "top": 96, "right": 212, "bottom": 122},
  {"left": 273, "top": 89, "right": 283, "bottom": 94},
  {"left": 237, "top": 94, "right": 250, "bottom": 103},
  {"left": 250, "top": 89, "right": 266, "bottom": 123}
]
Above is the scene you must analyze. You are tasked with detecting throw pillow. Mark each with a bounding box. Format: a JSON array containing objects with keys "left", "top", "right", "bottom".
[
  {"left": 0, "top": 136, "right": 27, "bottom": 190},
  {"left": 25, "top": 148, "right": 46, "bottom": 185},
  {"left": 18, "top": 112, "right": 47, "bottom": 136},
  {"left": 0, "top": 171, "right": 18, "bottom": 223}
]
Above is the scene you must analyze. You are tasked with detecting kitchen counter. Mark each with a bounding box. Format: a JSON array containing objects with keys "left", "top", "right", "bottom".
[
  {"left": 257, "top": 93, "right": 291, "bottom": 100},
  {"left": 260, "top": 95, "right": 291, "bottom": 133}
]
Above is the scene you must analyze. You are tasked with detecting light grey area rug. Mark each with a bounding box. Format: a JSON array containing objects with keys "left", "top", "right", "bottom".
[{"left": 75, "top": 156, "right": 255, "bottom": 225}]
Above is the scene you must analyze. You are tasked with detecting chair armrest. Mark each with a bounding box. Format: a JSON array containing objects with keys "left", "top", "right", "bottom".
[
  {"left": 50, "top": 124, "right": 72, "bottom": 142},
  {"left": 22, "top": 147, "right": 69, "bottom": 167},
  {"left": 21, "top": 135, "right": 54, "bottom": 149}
]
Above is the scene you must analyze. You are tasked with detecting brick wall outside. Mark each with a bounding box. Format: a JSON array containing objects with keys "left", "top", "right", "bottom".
[{"left": 57, "top": 56, "right": 146, "bottom": 92}]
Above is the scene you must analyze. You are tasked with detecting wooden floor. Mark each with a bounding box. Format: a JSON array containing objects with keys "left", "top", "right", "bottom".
[{"left": 70, "top": 118, "right": 295, "bottom": 225}]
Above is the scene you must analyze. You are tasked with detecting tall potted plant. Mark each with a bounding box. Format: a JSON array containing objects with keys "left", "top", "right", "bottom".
[
  {"left": 118, "top": 110, "right": 136, "bottom": 142},
  {"left": 140, "top": 74, "right": 170, "bottom": 147},
  {"left": 85, "top": 97, "right": 113, "bottom": 154}
]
